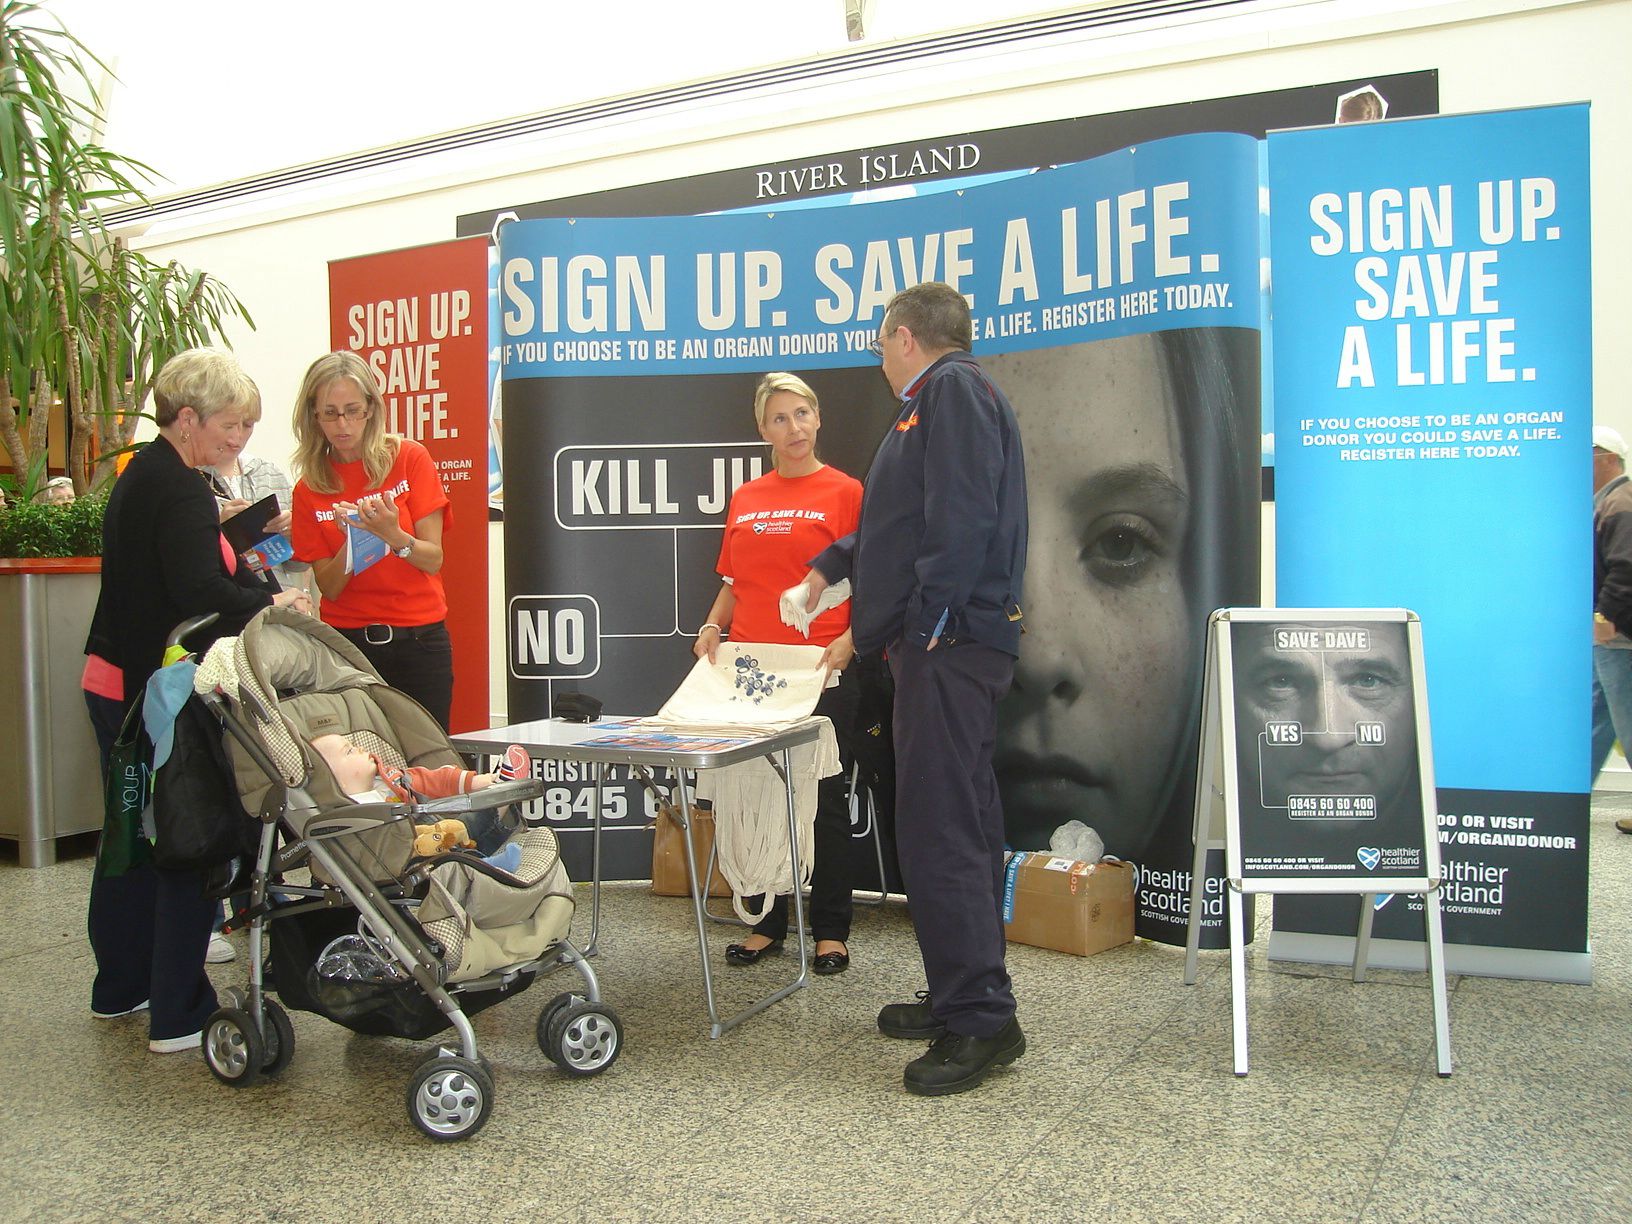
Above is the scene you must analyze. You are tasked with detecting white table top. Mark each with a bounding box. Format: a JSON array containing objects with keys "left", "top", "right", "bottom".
[{"left": 451, "top": 715, "right": 827, "bottom": 770}]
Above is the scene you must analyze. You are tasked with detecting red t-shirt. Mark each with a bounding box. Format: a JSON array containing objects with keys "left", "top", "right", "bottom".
[
  {"left": 716, "top": 465, "right": 862, "bottom": 647},
  {"left": 291, "top": 438, "right": 451, "bottom": 628}
]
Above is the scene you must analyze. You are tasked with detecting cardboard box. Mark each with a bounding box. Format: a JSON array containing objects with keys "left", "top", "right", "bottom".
[{"left": 1001, "top": 853, "right": 1134, "bottom": 956}]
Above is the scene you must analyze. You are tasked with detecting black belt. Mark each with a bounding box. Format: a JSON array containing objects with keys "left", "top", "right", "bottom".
[{"left": 338, "top": 621, "right": 444, "bottom": 646}]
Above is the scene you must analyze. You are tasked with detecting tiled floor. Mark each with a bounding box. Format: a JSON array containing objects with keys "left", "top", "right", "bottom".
[{"left": 4, "top": 800, "right": 1631, "bottom": 1223}]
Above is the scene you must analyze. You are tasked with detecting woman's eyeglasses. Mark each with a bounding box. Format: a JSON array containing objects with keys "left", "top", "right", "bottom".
[{"left": 315, "top": 405, "right": 371, "bottom": 423}]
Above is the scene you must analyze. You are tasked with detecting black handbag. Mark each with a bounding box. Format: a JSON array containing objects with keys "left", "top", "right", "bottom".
[
  {"left": 150, "top": 694, "right": 258, "bottom": 871},
  {"left": 552, "top": 690, "right": 603, "bottom": 722},
  {"left": 96, "top": 697, "right": 154, "bottom": 879}
]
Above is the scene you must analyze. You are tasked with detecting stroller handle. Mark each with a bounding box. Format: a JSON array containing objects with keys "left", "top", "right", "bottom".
[{"left": 167, "top": 613, "right": 221, "bottom": 651}]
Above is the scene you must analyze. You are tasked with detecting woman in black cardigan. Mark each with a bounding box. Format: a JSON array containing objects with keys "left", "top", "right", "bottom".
[{"left": 83, "top": 348, "right": 311, "bottom": 1053}]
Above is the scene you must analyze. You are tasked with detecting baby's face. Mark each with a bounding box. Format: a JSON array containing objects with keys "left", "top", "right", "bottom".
[{"left": 312, "top": 733, "right": 377, "bottom": 794}]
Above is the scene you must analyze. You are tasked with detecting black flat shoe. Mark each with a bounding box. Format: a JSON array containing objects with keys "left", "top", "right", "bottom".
[
  {"left": 812, "top": 949, "right": 850, "bottom": 975},
  {"left": 725, "top": 939, "right": 783, "bottom": 966}
]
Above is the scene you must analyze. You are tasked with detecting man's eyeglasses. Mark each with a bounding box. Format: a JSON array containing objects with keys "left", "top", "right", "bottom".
[
  {"left": 316, "top": 405, "right": 371, "bottom": 423},
  {"left": 867, "top": 328, "right": 898, "bottom": 358}
]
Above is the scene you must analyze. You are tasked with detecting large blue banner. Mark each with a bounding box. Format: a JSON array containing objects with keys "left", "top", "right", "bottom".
[
  {"left": 498, "top": 132, "right": 1258, "bottom": 377},
  {"left": 1268, "top": 105, "right": 1592, "bottom": 973},
  {"left": 499, "top": 132, "right": 1264, "bottom": 946}
]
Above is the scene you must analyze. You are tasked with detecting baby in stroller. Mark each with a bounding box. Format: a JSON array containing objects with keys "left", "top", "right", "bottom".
[
  {"left": 192, "top": 606, "right": 621, "bottom": 1141},
  {"left": 312, "top": 734, "right": 531, "bottom": 803},
  {"left": 313, "top": 734, "right": 533, "bottom": 869}
]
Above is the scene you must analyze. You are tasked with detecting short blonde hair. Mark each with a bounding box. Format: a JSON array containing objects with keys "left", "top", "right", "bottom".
[
  {"left": 291, "top": 351, "right": 397, "bottom": 494},
  {"left": 151, "top": 348, "right": 260, "bottom": 427},
  {"left": 752, "top": 372, "right": 819, "bottom": 430}
]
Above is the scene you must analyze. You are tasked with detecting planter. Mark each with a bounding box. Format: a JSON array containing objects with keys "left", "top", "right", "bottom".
[{"left": 0, "top": 558, "right": 103, "bottom": 866}]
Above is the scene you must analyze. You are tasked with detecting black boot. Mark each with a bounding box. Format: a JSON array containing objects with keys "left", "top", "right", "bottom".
[
  {"left": 877, "top": 990, "right": 945, "bottom": 1039},
  {"left": 902, "top": 1017, "right": 1025, "bottom": 1096}
]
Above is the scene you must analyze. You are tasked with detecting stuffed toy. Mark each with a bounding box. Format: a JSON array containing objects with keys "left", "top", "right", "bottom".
[{"left": 413, "top": 818, "right": 474, "bottom": 857}]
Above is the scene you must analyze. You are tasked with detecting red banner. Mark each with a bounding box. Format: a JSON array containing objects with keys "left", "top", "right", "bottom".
[{"left": 329, "top": 236, "right": 490, "bottom": 733}]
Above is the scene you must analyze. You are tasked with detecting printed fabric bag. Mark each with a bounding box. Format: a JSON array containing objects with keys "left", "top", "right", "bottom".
[{"left": 96, "top": 697, "right": 154, "bottom": 878}]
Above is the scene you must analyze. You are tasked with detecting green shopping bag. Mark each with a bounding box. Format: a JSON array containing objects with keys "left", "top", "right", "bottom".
[{"left": 96, "top": 696, "right": 154, "bottom": 878}]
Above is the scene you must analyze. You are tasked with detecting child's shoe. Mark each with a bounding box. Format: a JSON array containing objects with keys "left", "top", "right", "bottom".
[{"left": 496, "top": 745, "right": 531, "bottom": 782}]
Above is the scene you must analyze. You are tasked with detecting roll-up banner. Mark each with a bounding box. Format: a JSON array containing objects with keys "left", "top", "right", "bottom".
[
  {"left": 1267, "top": 105, "right": 1592, "bottom": 981},
  {"left": 328, "top": 236, "right": 492, "bottom": 734},
  {"left": 498, "top": 132, "right": 1264, "bottom": 945}
]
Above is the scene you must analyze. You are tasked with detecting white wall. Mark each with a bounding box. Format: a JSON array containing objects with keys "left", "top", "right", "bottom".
[{"left": 119, "top": 0, "right": 1628, "bottom": 721}]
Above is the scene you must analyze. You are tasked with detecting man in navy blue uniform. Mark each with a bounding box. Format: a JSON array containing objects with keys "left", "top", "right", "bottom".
[{"left": 800, "top": 281, "right": 1028, "bottom": 1096}]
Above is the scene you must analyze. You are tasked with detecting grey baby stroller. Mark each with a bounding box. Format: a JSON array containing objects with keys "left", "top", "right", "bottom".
[{"left": 192, "top": 606, "right": 620, "bottom": 1141}]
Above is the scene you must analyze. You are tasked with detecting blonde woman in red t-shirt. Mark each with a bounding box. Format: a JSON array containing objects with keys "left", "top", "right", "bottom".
[
  {"left": 290, "top": 352, "right": 455, "bottom": 729},
  {"left": 695, "top": 372, "right": 863, "bottom": 975}
]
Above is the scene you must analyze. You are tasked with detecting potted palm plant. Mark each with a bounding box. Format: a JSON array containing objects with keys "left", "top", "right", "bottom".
[{"left": 0, "top": 0, "right": 253, "bottom": 864}]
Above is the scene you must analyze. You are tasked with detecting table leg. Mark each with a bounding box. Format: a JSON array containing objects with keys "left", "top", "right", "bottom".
[
  {"left": 585, "top": 760, "right": 605, "bottom": 958},
  {"left": 673, "top": 750, "right": 812, "bottom": 1038},
  {"left": 673, "top": 772, "right": 723, "bottom": 1032},
  {"left": 779, "top": 747, "right": 811, "bottom": 985},
  {"left": 704, "top": 748, "right": 810, "bottom": 1037}
]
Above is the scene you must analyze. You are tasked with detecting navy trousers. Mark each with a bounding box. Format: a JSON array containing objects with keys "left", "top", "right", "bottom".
[
  {"left": 85, "top": 691, "right": 218, "bottom": 1041},
  {"left": 889, "top": 639, "right": 1016, "bottom": 1038}
]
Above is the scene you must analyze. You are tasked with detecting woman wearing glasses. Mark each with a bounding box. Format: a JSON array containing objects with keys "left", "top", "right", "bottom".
[{"left": 290, "top": 351, "right": 455, "bottom": 729}]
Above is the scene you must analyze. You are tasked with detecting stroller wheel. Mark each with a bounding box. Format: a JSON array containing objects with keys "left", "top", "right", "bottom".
[
  {"left": 406, "top": 1055, "right": 494, "bottom": 1142},
  {"left": 260, "top": 999, "right": 296, "bottom": 1077},
  {"left": 535, "top": 992, "right": 583, "bottom": 1065},
  {"left": 203, "top": 1008, "right": 265, "bottom": 1088},
  {"left": 548, "top": 1002, "right": 623, "bottom": 1077}
]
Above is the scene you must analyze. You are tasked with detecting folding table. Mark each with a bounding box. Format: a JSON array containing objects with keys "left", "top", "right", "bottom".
[{"left": 452, "top": 715, "right": 825, "bottom": 1037}]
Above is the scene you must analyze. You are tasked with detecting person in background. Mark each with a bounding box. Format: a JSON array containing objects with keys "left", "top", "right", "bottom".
[
  {"left": 1335, "top": 84, "right": 1388, "bottom": 123},
  {"left": 1590, "top": 425, "right": 1632, "bottom": 835},
  {"left": 206, "top": 410, "right": 308, "bottom": 591},
  {"left": 694, "top": 372, "right": 863, "bottom": 975},
  {"left": 83, "top": 347, "right": 311, "bottom": 1053},
  {"left": 801, "top": 282, "right": 1029, "bottom": 1096},
  {"left": 205, "top": 408, "right": 308, "bottom": 960},
  {"left": 290, "top": 351, "right": 454, "bottom": 729},
  {"left": 37, "top": 475, "right": 76, "bottom": 504}
]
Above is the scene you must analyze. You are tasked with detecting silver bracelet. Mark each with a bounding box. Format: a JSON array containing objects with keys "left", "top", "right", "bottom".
[{"left": 698, "top": 622, "right": 723, "bottom": 635}]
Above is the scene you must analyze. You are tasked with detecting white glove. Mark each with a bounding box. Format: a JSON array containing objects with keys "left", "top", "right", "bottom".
[{"left": 778, "top": 579, "right": 851, "bottom": 639}]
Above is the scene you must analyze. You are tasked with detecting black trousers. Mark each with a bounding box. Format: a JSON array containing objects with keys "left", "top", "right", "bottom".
[
  {"left": 746, "top": 667, "right": 860, "bottom": 945},
  {"left": 85, "top": 691, "right": 218, "bottom": 1041},
  {"left": 889, "top": 639, "right": 1016, "bottom": 1039},
  {"left": 336, "top": 621, "right": 454, "bottom": 732}
]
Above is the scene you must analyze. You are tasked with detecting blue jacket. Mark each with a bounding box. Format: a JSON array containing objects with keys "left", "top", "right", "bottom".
[{"left": 813, "top": 351, "right": 1027, "bottom": 656}]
